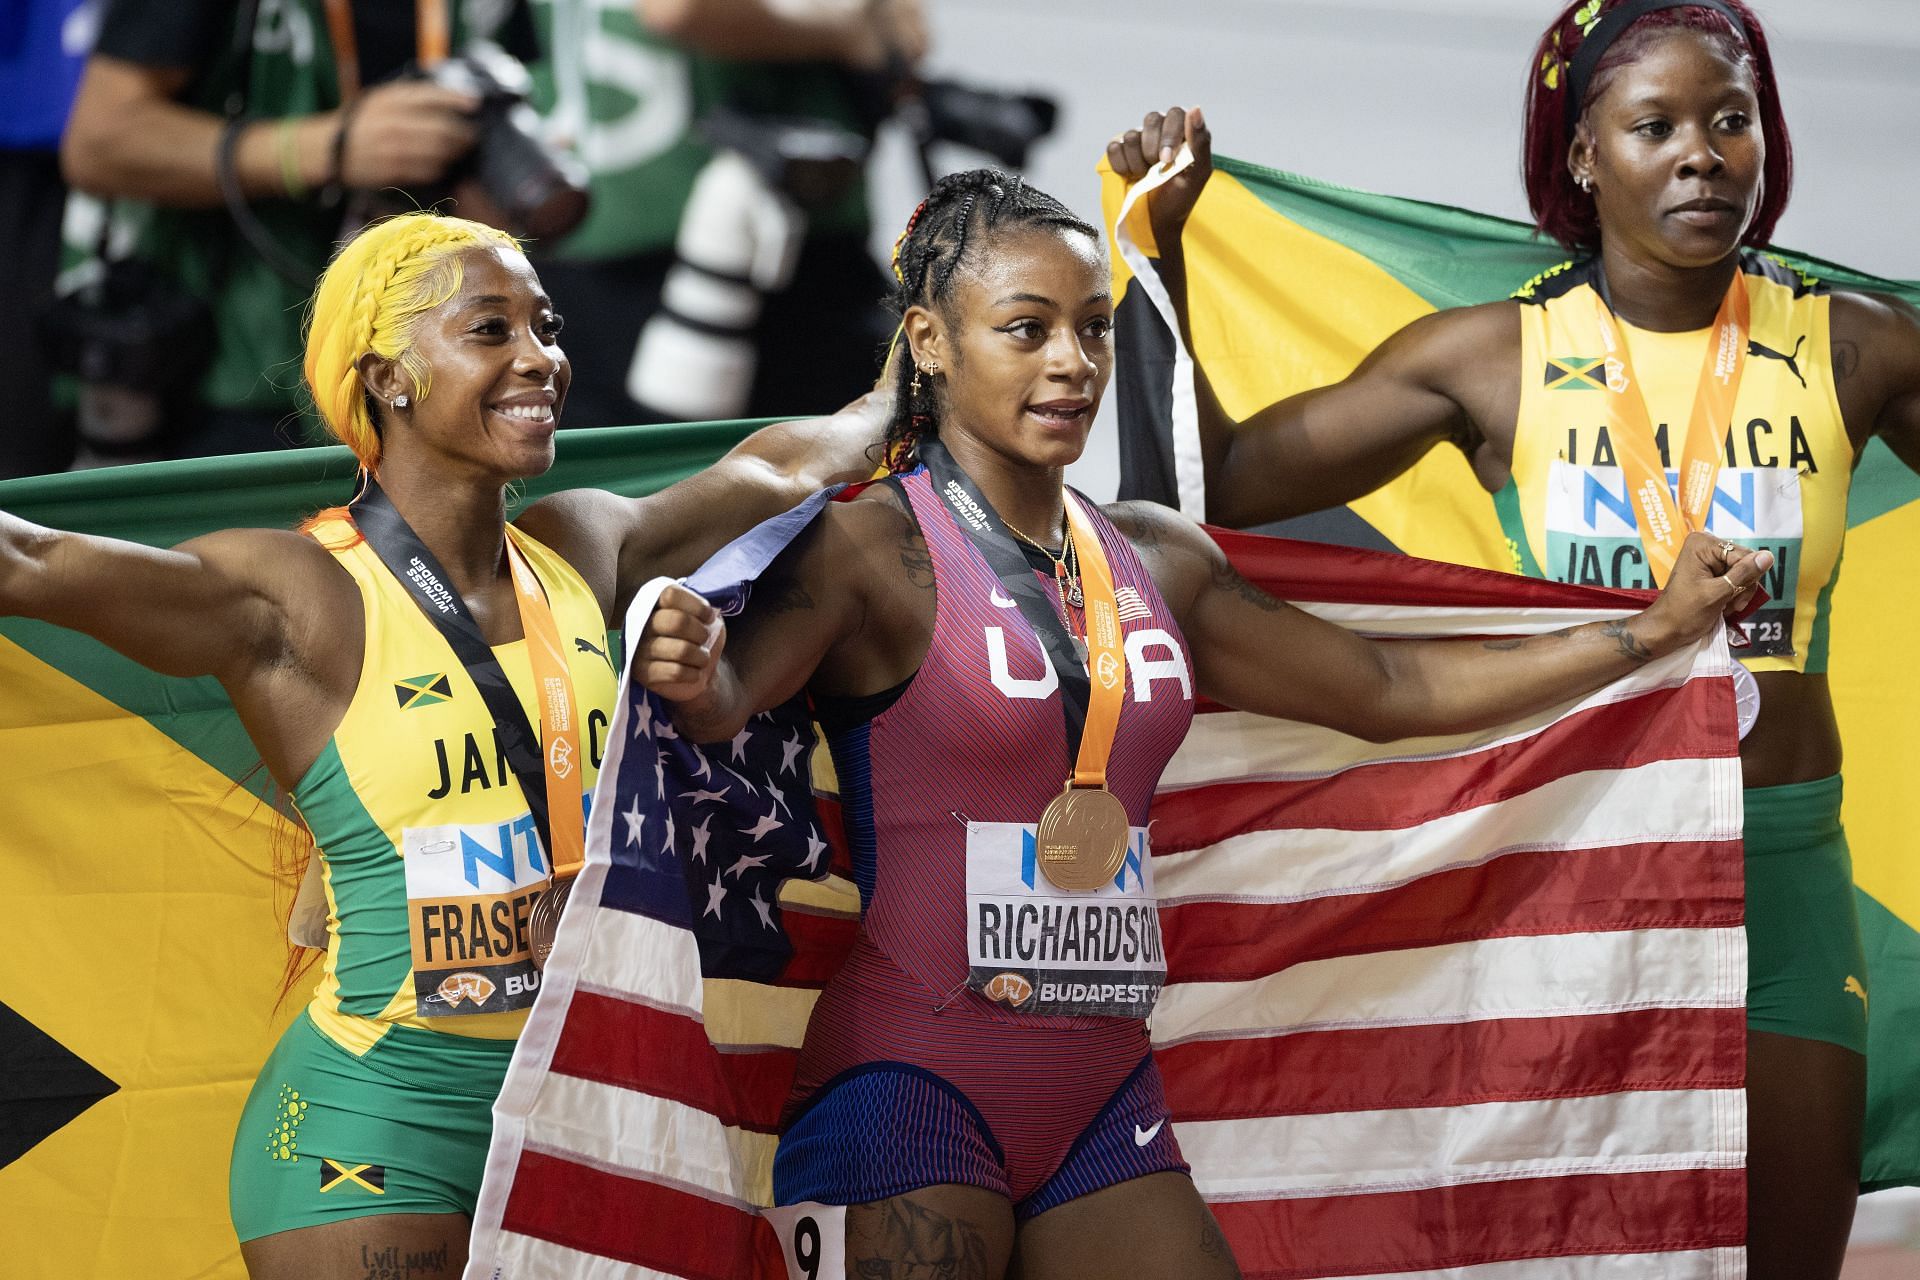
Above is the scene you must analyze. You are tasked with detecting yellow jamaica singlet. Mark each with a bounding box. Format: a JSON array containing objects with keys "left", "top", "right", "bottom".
[
  {"left": 1501, "top": 251, "right": 1852, "bottom": 672},
  {"left": 291, "top": 512, "right": 618, "bottom": 1080}
]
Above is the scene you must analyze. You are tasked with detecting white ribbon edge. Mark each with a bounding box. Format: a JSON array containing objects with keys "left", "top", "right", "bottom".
[{"left": 1112, "top": 143, "right": 1204, "bottom": 520}]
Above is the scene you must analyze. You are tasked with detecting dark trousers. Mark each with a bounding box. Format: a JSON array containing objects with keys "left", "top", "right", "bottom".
[{"left": 2, "top": 149, "right": 74, "bottom": 477}]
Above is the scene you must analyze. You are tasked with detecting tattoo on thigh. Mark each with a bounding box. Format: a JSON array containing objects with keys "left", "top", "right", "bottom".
[
  {"left": 849, "top": 1196, "right": 993, "bottom": 1280},
  {"left": 360, "top": 1242, "right": 451, "bottom": 1280}
]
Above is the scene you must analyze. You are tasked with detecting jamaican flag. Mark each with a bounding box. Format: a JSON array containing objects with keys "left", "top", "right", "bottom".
[
  {"left": 0, "top": 420, "right": 764, "bottom": 1279},
  {"left": 1105, "top": 153, "right": 1920, "bottom": 1191}
]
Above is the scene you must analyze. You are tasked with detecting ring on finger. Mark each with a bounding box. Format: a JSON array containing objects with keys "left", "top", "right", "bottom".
[{"left": 1718, "top": 540, "right": 1739, "bottom": 557}]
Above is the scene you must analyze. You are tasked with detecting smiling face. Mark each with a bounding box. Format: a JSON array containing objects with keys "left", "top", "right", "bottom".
[
  {"left": 1573, "top": 29, "right": 1765, "bottom": 270},
  {"left": 364, "top": 245, "right": 570, "bottom": 482},
  {"left": 903, "top": 225, "right": 1113, "bottom": 473}
]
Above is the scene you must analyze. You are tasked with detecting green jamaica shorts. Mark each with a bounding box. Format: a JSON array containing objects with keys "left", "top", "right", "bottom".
[
  {"left": 228, "top": 1011, "right": 511, "bottom": 1242},
  {"left": 1745, "top": 774, "right": 1869, "bottom": 1055}
]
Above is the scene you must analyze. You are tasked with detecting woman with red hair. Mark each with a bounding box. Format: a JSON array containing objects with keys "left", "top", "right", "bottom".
[{"left": 1113, "top": 2, "right": 1920, "bottom": 1275}]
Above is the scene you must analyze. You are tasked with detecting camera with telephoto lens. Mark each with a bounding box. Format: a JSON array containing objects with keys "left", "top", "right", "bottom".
[
  {"left": 626, "top": 65, "right": 1058, "bottom": 422},
  {"left": 37, "top": 255, "right": 215, "bottom": 458},
  {"left": 400, "top": 45, "right": 592, "bottom": 241}
]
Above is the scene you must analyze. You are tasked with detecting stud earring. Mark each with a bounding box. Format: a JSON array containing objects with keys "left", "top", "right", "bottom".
[{"left": 393, "top": 394, "right": 410, "bottom": 410}]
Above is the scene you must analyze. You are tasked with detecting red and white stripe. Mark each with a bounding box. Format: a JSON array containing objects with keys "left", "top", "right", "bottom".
[{"left": 465, "top": 537, "right": 1746, "bottom": 1280}]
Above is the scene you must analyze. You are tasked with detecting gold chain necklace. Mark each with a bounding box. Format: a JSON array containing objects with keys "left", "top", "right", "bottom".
[{"left": 1004, "top": 514, "right": 1085, "bottom": 615}]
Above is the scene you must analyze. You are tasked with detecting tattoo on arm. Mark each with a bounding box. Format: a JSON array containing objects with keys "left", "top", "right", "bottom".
[
  {"left": 1482, "top": 621, "right": 1649, "bottom": 663},
  {"left": 1481, "top": 625, "right": 1575, "bottom": 651},
  {"left": 848, "top": 1196, "right": 994, "bottom": 1280},
  {"left": 893, "top": 517, "right": 935, "bottom": 592},
  {"left": 1833, "top": 338, "right": 1861, "bottom": 383},
  {"left": 1209, "top": 557, "right": 1284, "bottom": 612},
  {"left": 1600, "top": 619, "right": 1653, "bottom": 662},
  {"left": 755, "top": 574, "right": 815, "bottom": 617}
]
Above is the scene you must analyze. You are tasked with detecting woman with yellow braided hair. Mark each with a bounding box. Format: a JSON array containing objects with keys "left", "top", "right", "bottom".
[{"left": 0, "top": 210, "right": 889, "bottom": 1278}]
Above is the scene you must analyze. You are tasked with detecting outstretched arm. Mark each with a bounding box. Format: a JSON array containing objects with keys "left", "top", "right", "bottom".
[
  {"left": 1108, "top": 501, "right": 1769, "bottom": 743},
  {"left": 519, "top": 384, "right": 895, "bottom": 622},
  {"left": 0, "top": 514, "right": 308, "bottom": 682},
  {"left": 1106, "top": 108, "right": 1511, "bottom": 527}
]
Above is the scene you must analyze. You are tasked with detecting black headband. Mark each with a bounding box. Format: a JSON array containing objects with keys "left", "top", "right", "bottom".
[{"left": 1565, "top": 0, "right": 1753, "bottom": 132}]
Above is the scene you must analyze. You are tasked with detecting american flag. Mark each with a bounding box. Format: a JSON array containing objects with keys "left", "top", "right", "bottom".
[{"left": 465, "top": 506, "right": 1746, "bottom": 1280}]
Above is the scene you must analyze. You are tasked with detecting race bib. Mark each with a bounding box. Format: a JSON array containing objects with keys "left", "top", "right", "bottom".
[
  {"left": 403, "top": 819, "right": 549, "bottom": 1017},
  {"left": 1544, "top": 459, "right": 1801, "bottom": 657},
  {"left": 964, "top": 819, "right": 1164, "bottom": 1019},
  {"left": 766, "top": 1203, "right": 847, "bottom": 1280}
]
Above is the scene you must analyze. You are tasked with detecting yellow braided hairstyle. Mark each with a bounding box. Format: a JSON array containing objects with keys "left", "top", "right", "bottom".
[{"left": 303, "top": 213, "right": 522, "bottom": 469}]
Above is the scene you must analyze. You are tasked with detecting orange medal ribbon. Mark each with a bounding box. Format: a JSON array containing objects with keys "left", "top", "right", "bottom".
[
  {"left": 504, "top": 530, "right": 585, "bottom": 880},
  {"left": 1061, "top": 491, "right": 1126, "bottom": 790},
  {"left": 1591, "top": 271, "right": 1750, "bottom": 586}
]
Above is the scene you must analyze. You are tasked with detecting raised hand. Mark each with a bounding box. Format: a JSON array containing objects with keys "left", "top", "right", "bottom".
[
  {"left": 636, "top": 584, "right": 728, "bottom": 704},
  {"left": 1106, "top": 106, "right": 1212, "bottom": 248}
]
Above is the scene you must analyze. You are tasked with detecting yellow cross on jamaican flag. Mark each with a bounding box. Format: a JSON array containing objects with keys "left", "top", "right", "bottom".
[
  {"left": 393, "top": 673, "right": 453, "bottom": 710},
  {"left": 1544, "top": 355, "right": 1607, "bottom": 391}
]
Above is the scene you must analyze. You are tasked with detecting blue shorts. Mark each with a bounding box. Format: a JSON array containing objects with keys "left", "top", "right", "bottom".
[{"left": 772, "top": 1054, "right": 1187, "bottom": 1221}]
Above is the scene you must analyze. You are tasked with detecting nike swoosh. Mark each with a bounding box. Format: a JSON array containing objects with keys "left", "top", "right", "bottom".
[{"left": 1133, "top": 1120, "right": 1165, "bottom": 1147}]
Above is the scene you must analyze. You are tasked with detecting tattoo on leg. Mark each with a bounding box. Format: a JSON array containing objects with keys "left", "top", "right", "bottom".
[
  {"left": 360, "top": 1242, "right": 451, "bottom": 1280},
  {"left": 849, "top": 1195, "right": 993, "bottom": 1280},
  {"left": 1600, "top": 619, "right": 1653, "bottom": 662}
]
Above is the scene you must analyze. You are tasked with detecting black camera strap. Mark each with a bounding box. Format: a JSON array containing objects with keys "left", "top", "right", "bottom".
[
  {"left": 348, "top": 480, "right": 555, "bottom": 866},
  {"left": 917, "top": 439, "right": 1091, "bottom": 761}
]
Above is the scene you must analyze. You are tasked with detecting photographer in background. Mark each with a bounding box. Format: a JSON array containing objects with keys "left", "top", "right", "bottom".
[
  {"left": 57, "top": 0, "right": 541, "bottom": 461},
  {"left": 526, "top": 0, "right": 924, "bottom": 430}
]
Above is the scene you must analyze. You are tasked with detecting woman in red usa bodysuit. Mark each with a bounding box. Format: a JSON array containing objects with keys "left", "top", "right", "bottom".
[{"left": 632, "top": 169, "right": 1776, "bottom": 1279}]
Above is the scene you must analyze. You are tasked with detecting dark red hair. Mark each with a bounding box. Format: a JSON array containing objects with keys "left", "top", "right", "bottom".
[{"left": 1523, "top": 0, "right": 1792, "bottom": 251}]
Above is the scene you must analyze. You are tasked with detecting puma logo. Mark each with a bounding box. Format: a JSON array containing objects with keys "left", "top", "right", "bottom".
[
  {"left": 1133, "top": 1119, "right": 1165, "bottom": 1147},
  {"left": 1845, "top": 975, "right": 1868, "bottom": 1011},
  {"left": 575, "top": 636, "right": 613, "bottom": 669},
  {"left": 1748, "top": 334, "right": 1808, "bottom": 389}
]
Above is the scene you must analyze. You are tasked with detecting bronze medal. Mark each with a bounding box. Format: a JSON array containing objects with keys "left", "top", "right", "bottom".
[
  {"left": 528, "top": 874, "right": 574, "bottom": 970},
  {"left": 1034, "top": 783, "right": 1132, "bottom": 891}
]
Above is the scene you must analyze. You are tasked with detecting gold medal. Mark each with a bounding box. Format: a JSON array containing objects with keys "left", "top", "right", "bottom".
[{"left": 1034, "top": 782, "right": 1132, "bottom": 891}]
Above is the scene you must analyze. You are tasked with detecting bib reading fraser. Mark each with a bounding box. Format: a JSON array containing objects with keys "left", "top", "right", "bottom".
[{"left": 295, "top": 513, "right": 617, "bottom": 1060}]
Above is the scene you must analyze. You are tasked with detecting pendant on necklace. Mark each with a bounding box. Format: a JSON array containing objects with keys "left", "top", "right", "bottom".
[{"left": 1065, "top": 579, "right": 1084, "bottom": 609}]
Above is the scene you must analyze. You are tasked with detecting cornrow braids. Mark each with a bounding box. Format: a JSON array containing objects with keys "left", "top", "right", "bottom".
[
  {"left": 303, "top": 212, "right": 521, "bottom": 470},
  {"left": 879, "top": 169, "right": 1098, "bottom": 471}
]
